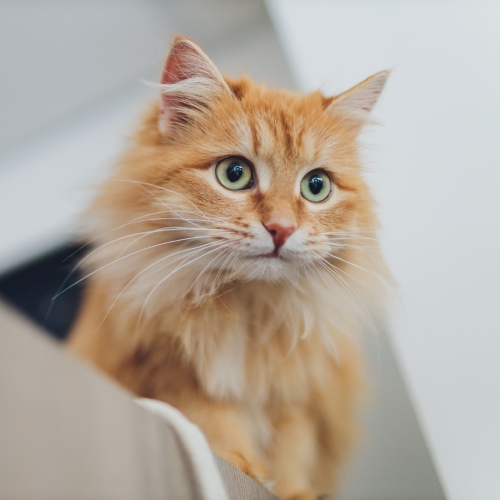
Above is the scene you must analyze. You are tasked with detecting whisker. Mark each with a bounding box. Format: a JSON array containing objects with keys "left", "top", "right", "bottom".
[
  {"left": 305, "top": 262, "right": 342, "bottom": 355},
  {"left": 135, "top": 241, "right": 229, "bottom": 336},
  {"left": 321, "top": 257, "right": 380, "bottom": 299},
  {"left": 62, "top": 213, "right": 215, "bottom": 263},
  {"left": 318, "top": 258, "right": 379, "bottom": 335},
  {"left": 323, "top": 233, "right": 379, "bottom": 241},
  {"left": 53, "top": 233, "right": 228, "bottom": 299},
  {"left": 114, "top": 179, "right": 228, "bottom": 224},
  {"left": 325, "top": 241, "right": 380, "bottom": 253},
  {"left": 54, "top": 228, "right": 178, "bottom": 304},
  {"left": 324, "top": 252, "right": 392, "bottom": 287},
  {"left": 142, "top": 186, "right": 208, "bottom": 229},
  {"left": 212, "top": 249, "right": 234, "bottom": 291},
  {"left": 95, "top": 241, "right": 221, "bottom": 335},
  {"left": 67, "top": 222, "right": 222, "bottom": 274},
  {"left": 189, "top": 247, "right": 232, "bottom": 301}
]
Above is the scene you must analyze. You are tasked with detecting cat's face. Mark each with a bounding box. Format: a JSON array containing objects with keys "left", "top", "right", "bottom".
[
  {"left": 152, "top": 90, "right": 372, "bottom": 283},
  {"left": 95, "top": 36, "right": 387, "bottom": 290}
]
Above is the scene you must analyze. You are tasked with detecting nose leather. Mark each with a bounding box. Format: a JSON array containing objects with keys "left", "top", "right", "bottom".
[{"left": 263, "top": 222, "right": 296, "bottom": 251}]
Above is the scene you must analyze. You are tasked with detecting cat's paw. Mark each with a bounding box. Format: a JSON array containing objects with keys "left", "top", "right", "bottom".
[{"left": 219, "top": 450, "right": 269, "bottom": 484}]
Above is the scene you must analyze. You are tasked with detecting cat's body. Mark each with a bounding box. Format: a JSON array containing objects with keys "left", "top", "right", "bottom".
[{"left": 68, "top": 36, "right": 390, "bottom": 499}]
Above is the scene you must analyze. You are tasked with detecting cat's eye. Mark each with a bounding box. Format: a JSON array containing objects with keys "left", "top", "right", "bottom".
[
  {"left": 300, "top": 170, "right": 332, "bottom": 203},
  {"left": 215, "top": 157, "right": 254, "bottom": 191}
]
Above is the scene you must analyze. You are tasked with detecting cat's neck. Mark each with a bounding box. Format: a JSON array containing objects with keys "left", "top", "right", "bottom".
[{"left": 96, "top": 259, "right": 372, "bottom": 401}]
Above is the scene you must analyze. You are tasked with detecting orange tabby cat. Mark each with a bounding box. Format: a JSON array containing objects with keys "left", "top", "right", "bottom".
[{"left": 68, "top": 35, "right": 390, "bottom": 499}]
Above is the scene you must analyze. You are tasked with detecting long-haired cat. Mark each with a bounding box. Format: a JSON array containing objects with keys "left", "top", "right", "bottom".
[{"left": 67, "top": 35, "right": 390, "bottom": 499}]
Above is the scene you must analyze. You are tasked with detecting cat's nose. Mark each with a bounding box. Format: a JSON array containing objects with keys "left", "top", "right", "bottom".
[{"left": 263, "top": 222, "right": 296, "bottom": 251}]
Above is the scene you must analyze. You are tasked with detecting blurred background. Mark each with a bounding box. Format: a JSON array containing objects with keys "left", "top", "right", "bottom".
[{"left": 1, "top": 1, "right": 499, "bottom": 499}]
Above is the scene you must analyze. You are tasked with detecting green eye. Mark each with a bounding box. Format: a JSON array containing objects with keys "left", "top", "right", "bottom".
[
  {"left": 300, "top": 170, "right": 332, "bottom": 203},
  {"left": 215, "top": 157, "right": 253, "bottom": 190}
]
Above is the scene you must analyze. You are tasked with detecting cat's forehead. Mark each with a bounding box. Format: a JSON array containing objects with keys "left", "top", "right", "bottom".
[{"left": 233, "top": 84, "right": 335, "bottom": 176}]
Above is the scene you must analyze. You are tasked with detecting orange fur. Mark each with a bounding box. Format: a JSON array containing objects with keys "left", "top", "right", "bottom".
[{"left": 67, "top": 36, "right": 391, "bottom": 499}]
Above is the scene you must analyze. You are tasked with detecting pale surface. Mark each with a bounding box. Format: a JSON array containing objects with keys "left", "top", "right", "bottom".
[
  {"left": 267, "top": 2, "right": 500, "bottom": 499},
  {"left": 0, "top": 302, "right": 276, "bottom": 499},
  {"left": 0, "top": 302, "right": 196, "bottom": 499}
]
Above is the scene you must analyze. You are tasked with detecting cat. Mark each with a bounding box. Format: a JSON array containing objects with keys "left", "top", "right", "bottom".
[{"left": 67, "top": 35, "right": 390, "bottom": 500}]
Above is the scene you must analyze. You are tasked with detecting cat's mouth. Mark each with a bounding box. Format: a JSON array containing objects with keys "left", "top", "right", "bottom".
[
  {"left": 261, "top": 251, "right": 279, "bottom": 258},
  {"left": 259, "top": 250, "right": 282, "bottom": 259}
]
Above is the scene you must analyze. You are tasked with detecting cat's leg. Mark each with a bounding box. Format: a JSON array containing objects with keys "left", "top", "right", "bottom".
[
  {"left": 269, "top": 339, "right": 363, "bottom": 499},
  {"left": 268, "top": 406, "right": 319, "bottom": 500},
  {"left": 309, "top": 338, "right": 364, "bottom": 498},
  {"left": 158, "top": 391, "right": 268, "bottom": 483}
]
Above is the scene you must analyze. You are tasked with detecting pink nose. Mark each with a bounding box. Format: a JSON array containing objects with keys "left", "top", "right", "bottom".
[{"left": 263, "top": 222, "right": 296, "bottom": 251}]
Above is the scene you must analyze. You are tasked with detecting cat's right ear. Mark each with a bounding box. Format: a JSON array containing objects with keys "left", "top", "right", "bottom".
[
  {"left": 158, "top": 35, "right": 230, "bottom": 137},
  {"left": 326, "top": 70, "right": 390, "bottom": 130}
]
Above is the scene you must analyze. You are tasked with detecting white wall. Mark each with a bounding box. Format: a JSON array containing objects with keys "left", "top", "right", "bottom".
[
  {"left": 0, "top": 0, "right": 288, "bottom": 159},
  {"left": 267, "top": 2, "right": 500, "bottom": 499},
  {"left": 0, "top": 1, "right": 174, "bottom": 156}
]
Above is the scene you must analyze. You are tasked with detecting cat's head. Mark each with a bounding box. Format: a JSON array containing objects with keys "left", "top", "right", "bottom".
[{"left": 90, "top": 36, "right": 388, "bottom": 298}]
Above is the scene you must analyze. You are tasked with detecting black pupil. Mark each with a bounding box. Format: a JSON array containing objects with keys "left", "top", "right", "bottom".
[
  {"left": 309, "top": 175, "right": 323, "bottom": 195},
  {"left": 227, "top": 163, "right": 243, "bottom": 182}
]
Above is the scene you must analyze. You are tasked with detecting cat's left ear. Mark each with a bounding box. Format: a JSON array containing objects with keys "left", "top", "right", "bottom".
[
  {"left": 326, "top": 70, "right": 390, "bottom": 127},
  {"left": 158, "top": 35, "right": 231, "bottom": 136}
]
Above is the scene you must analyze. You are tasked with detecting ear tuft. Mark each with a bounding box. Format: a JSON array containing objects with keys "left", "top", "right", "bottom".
[
  {"left": 159, "top": 36, "right": 229, "bottom": 137},
  {"left": 328, "top": 70, "right": 390, "bottom": 126},
  {"left": 161, "top": 35, "right": 226, "bottom": 88}
]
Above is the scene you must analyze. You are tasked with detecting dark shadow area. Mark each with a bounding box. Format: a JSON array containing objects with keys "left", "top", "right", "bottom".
[{"left": 0, "top": 245, "right": 84, "bottom": 341}]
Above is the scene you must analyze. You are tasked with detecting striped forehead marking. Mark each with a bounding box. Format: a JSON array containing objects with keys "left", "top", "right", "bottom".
[{"left": 254, "top": 161, "right": 272, "bottom": 192}]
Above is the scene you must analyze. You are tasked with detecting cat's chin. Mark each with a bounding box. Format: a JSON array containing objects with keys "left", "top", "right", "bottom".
[{"left": 227, "top": 255, "right": 300, "bottom": 284}]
